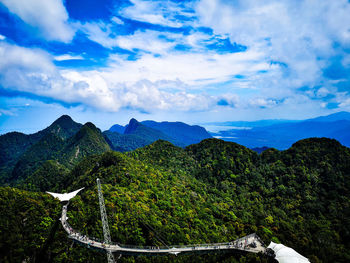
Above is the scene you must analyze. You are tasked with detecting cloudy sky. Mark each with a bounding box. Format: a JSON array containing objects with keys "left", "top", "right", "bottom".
[{"left": 0, "top": 0, "right": 350, "bottom": 134}]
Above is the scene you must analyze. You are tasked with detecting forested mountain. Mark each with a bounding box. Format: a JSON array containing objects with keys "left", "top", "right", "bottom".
[
  {"left": 10, "top": 133, "right": 66, "bottom": 184},
  {"left": 104, "top": 118, "right": 181, "bottom": 151},
  {"left": 104, "top": 118, "right": 177, "bottom": 152},
  {"left": 1, "top": 115, "right": 212, "bottom": 186},
  {"left": 0, "top": 136, "right": 349, "bottom": 262},
  {"left": 104, "top": 118, "right": 212, "bottom": 152},
  {"left": 0, "top": 115, "right": 82, "bottom": 184},
  {"left": 103, "top": 130, "right": 152, "bottom": 152},
  {"left": 109, "top": 124, "right": 125, "bottom": 134},
  {"left": 13, "top": 122, "right": 110, "bottom": 191},
  {"left": 39, "top": 115, "right": 83, "bottom": 140},
  {"left": 141, "top": 120, "right": 212, "bottom": 146},
  {"left": 124, "top": 118, "right": 175, "bottom": 143},
  {"left": 1, "top": 117, "right": 111, "bottom": 190},
  {"left": 62, "top": 122, "right": 111, "bottom": 166},
  {"left": 0, "top": 132, "right": 39, "bottom": 184}
]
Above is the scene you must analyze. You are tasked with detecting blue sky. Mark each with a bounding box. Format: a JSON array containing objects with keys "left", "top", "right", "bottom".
[{"left": 0, "top": 0, "right": 350, "bottom": 134}]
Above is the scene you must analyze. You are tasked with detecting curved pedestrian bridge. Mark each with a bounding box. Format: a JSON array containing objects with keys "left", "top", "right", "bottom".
[{"left": 61, "top": 203, "right": 266, "bottom": 256}]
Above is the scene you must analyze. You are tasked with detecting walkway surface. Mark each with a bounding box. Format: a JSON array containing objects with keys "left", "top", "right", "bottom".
[{"left": 61, "top": 204, "right": 266, "bottom": 255}]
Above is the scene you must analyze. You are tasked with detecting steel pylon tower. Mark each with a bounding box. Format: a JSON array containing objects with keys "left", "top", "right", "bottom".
[{"left": 97, "top": 178, "right": 115, "bottom": 263}]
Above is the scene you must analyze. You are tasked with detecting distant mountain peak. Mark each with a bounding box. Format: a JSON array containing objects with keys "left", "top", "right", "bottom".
[
  {"left": 54, "top": 115, "right": 74, "bottom": 124},
  {"left": 124, "top": 118, "right": 140, "bottom": 134},
  {"left": 44, "top": 115, "right": 82, "bottom": 140},
  {"left": 50, "top": 115, "right": 77, "bottom": 129}
]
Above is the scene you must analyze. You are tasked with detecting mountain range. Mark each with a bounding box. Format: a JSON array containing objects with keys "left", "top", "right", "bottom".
[
  {"left": 2, "top": 112, "right": 350, "bottom": 188},
  {"left": 0, "top": 114, "right": 350, "bottom": 262},
  {"left": 0, "top": 115, "right": 212, "bottom": 188},
  {"left": 104, "top": 118, "right": 212, "bottom": 151},
  {"left": 210, "top": 111, "right": 350, "bottom": 149}
]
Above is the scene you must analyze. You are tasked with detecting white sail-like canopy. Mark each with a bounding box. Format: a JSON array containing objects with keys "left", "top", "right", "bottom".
[
  {"left": 268, "top": 242, "right": 310, "bottom": 263},
  {"left": 46, "top": 188, "right": 84, "bottom": 202}
]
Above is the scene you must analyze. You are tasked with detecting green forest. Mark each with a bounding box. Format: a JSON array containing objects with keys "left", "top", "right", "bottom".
[{"left": 1, "top": 137, "right": 350, "bottom": 263}]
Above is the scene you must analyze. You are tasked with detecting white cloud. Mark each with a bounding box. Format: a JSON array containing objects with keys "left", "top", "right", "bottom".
[
  {"left": 217, "top": 93, "right": 240, "bottom": 107},
  {"left": 106, "top": 49, "right": 268, "bottom": 87},
  {"left": 111, "top": 16, "right": 124, "bottom": 25},
  {"left": 316, "top": 87, "right": 330, "bottom": 98},
  {"left": 78, "top": 22, "right": 188, "bottom": 52},
  {"left": 0, "top": 34, "right": 5, "bottom": 40},
  {"left": 0, "top": 42, "right": 112, "bottom": 110},
  {"left": 0, "top": 108, "right": 15, "bottom": 116},
  {"left": 74, "top": 0, "right": 350, "bottom": 115},
  {"left": 76, "top": 20, "right": 273, "bottom": 89},
  {"left": 0, "top": 42, "right": 55, "bottom": 78},
  {"left": 249, "top": 98, "right": 278, "bottom": 108},
  {"left": 3, "top": 0, "right": 350, "bottom": 118},
  {"left": 54, "top": 54, "right": 84, "bottom": 61},
  {"left": 1, "top": 40, "right": 348, "bottom": 120},
  {"left": 0, "top": 42, "right": 223, "bottom": 113},
  {"left": 0, "top": 43, "right": 74, "bottom": 106},
  {"left": 61, "top": 70, "right": 217, "bottom": 112},
  {"left": 0, "top": 0, "right": 75, "bottom": 42},
  {"left": 195, "top": 0, "right": 350, "bottom": 94},
  {"left": 114, "top": 30, "right": 174, "bottom": 54},
  {"left": 119, "top": 0, "right": 193, "bottom": 28},
  {"left": 342, "top": 54, "right": 350, "bottom": 67},
  {"left": 339, "top": 98, "right": 350, "bottom": 107},
  {"left": 77, "top": 20, "right": 118, "bottom": 49},
  {"left": 119, "top": 80, "right": 215, "bottom": 111},
  {"left": 78, "top": 17, "right": 232, "bottom": 55}
]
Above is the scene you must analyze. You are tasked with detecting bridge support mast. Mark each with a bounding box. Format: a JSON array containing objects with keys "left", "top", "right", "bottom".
[{"left": 97, "top": 178, "right": 115, "bottom": 263}]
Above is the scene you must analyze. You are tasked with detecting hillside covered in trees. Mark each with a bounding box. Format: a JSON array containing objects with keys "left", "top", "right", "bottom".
[
  {"left": 0, "top": 115, "right": 212, "bottom": 187},
  {"left": 0, "top": 135, "right": 349, "bottom": 263}
]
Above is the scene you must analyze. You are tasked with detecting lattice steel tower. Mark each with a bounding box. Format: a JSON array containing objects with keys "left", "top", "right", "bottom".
[{"left": 97, "top": 178, "right": 115, "bottom": 263}]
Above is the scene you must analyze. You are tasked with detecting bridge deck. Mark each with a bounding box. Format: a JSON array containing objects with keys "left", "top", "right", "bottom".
[{"left": 61, "top": 204, "right": 266, "bottom": 255}]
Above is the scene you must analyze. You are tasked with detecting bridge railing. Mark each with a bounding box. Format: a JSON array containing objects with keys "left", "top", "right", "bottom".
[
  {"left": 113, "top": 242, "right": 233, "bottom": 250},
  {"left": 111, "top": 238, "right": 259, "bottom": 251}
]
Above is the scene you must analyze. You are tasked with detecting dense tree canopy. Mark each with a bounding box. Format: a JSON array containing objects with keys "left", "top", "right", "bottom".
[{"left": 0, "top": 138, "right": 349, "bottom": 262}]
